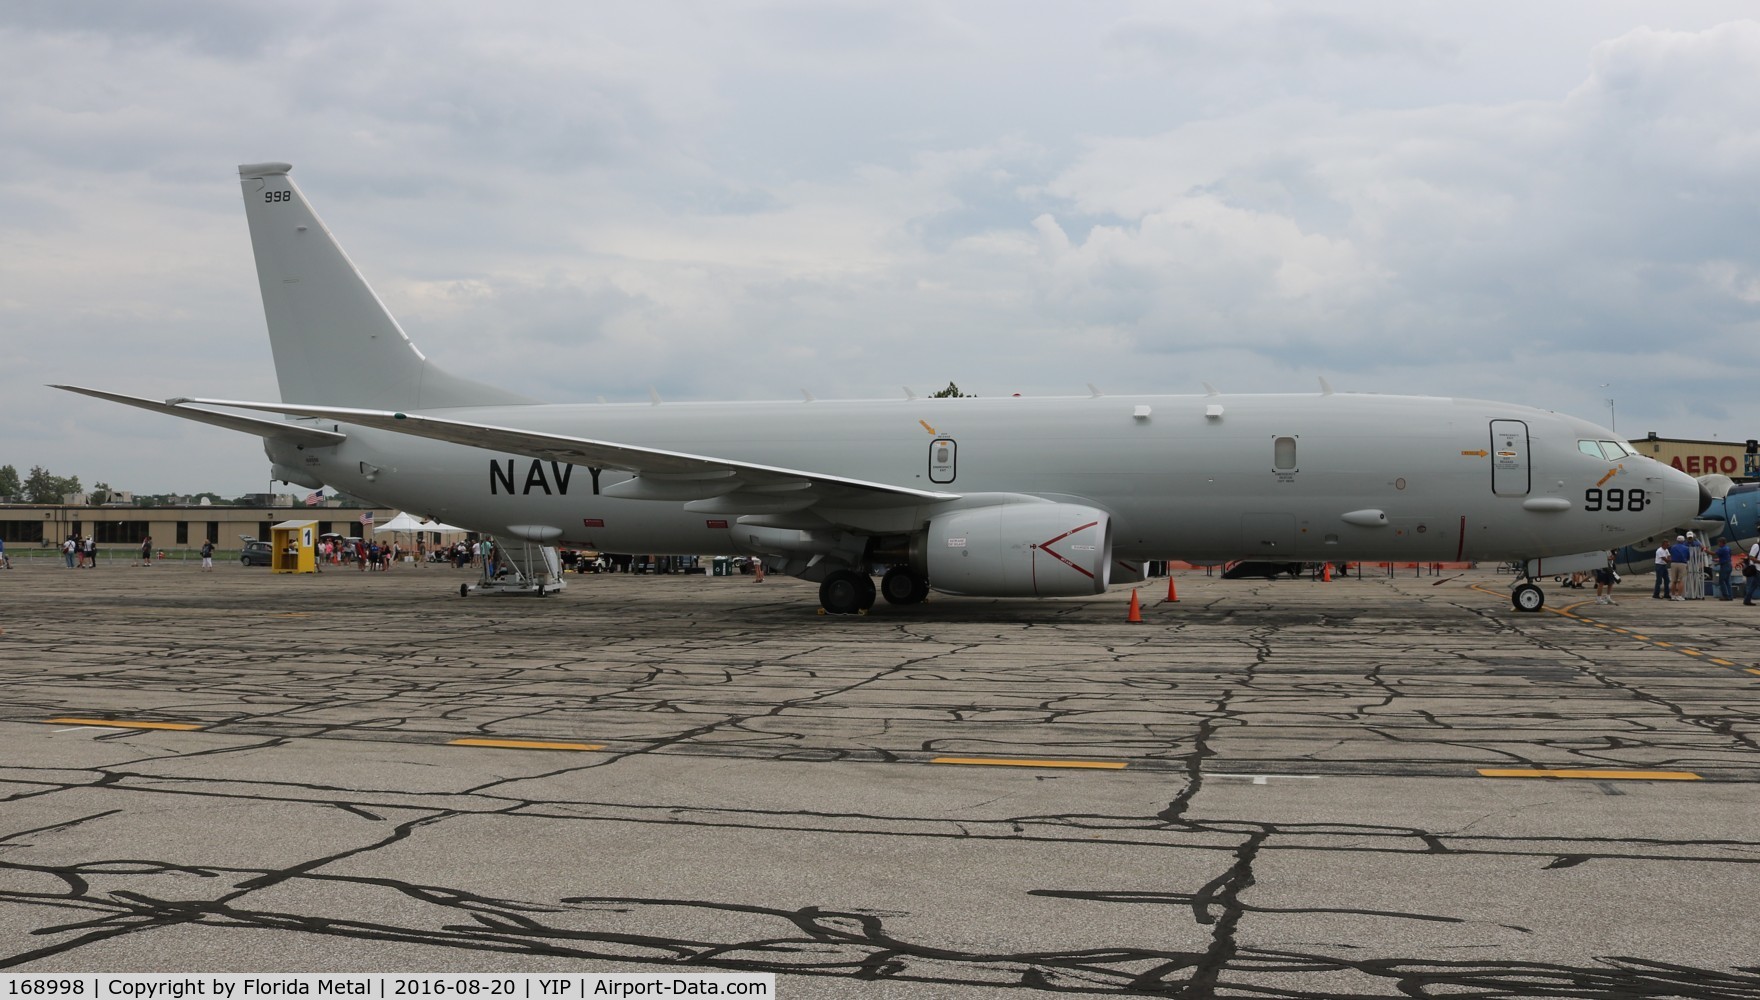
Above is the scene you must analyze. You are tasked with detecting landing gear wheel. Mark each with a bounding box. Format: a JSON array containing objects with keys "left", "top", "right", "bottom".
[
  {"left": 881, "top": 567, "right": 929, "bottom": 605},
  {"left": 819, "top": 570, "right": 869, "bottom": 615},
  {"left": 1512, "top": 583, "right": 1544, "bottom": 613}
]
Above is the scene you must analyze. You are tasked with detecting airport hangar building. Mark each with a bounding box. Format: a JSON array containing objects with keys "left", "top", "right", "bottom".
[
  {"left": 1633, "top": 434, "right": 1759, "bottom": 480},
  {"left": 0, "top": 501, "right": 410, "bottom": 556}
]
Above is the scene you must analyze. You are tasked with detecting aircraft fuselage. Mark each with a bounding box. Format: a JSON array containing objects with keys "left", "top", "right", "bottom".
[{"left": 271, "top": 391, "right": 1697, "bottom": 563}]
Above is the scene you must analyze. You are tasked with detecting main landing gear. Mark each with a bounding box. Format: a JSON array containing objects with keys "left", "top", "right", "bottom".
[
  {"left": 815, "top": 567, "right": 929, "bottom": 615},
  {"left": 880, "top": 566, "right": 929, "bottom": 606},
  {"left": 818, "top": 570, "right": 877, "bottom": 615}
]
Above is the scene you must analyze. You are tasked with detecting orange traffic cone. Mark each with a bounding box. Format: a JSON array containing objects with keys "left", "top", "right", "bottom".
[
  {"left": 1165, "top": 574, "right": 1179, "bottom": 602},
  {"left": 1127, "top": 588, "right": 1143, "bottom": 623},
  {"left": 1322, "top": 562, "right": 1332, "bottom": 582}
]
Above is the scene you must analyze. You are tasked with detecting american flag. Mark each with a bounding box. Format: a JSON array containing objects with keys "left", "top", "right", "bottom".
[
  {"left": 304, "top": 491, "right": 323, "bottom": 506},
  {"left": 359, "top": 511, "right": 374, "bottom": 526}
]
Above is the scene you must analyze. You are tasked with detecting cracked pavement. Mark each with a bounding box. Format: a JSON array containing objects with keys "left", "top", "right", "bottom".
[{"left": 2, "top": 562, "right": 1758, "bottom": 997}]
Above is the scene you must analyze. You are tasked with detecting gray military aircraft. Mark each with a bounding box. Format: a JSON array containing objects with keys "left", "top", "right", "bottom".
[{"left": 55, "top": 163, "right": 1709, "bottom": 613}]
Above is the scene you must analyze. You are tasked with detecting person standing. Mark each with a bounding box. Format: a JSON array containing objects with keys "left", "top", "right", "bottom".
[
  {"left": 83, "top": 536, "right": 96, "bottom": 568},
  {"left": 1714, "top": 539, "right": 1734, "bottom": 601},
  {"left": 0, "top": 536, "right": 9, "bottom": 569},
  {"left": 199, "top": 539, "right": 214, "bottom": 572},
  {"left": 1653, "top": 541, "right": 1671, "bottom": 599},
  {"left": 1684, "top": 532, "right": 1708, "bottom": 601},
  {"left": 1668, "top": 535, "right": 1690, "bottom": 601},
  {"left": 1747, "top": 540, "right": 1760, "bottom": 606},
  {"left": 1594, "top": 551, "right": 1619, "bottom": 605},
  {"left": 137, "top": 535, "right": 152, "bottom": 567}
]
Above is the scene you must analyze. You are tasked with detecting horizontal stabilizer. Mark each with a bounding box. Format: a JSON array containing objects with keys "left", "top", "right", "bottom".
[
  {"left": 172, "top": 397, "right": 959, "bottom": 509},
  {"left": 51, "top": 385, "right": 346, "bottom": 447}
]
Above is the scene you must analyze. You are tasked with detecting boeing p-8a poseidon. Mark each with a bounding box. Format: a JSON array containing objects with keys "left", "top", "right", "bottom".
[{"left": 56, "top": 163, "right": 1707, "bottom": 614}]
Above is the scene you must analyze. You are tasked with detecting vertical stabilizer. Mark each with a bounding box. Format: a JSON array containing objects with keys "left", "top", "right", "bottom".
[{"left": 237, "top": 162, "right": 531, "bottom": 408}]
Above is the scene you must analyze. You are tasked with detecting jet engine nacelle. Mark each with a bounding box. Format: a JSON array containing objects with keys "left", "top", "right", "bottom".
[{"left": 923, "top": 503, "right": 1112, "bottom": 597}]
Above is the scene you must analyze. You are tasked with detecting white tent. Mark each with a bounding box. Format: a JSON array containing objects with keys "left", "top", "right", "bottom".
[{"left": 374, "top": 512, "right": 465, "bottom": 534}]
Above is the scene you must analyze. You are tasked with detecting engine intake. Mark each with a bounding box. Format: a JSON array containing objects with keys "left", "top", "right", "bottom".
[{"left": 923, "top": 503, "right": 1112, "bottom": 597}]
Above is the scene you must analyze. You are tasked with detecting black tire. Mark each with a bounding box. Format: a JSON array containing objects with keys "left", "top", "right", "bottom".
[
  {"left": 880, "top": 567, "right": 928, "bottom": 605},
  {"left": 460, "top": 583, "right": 470, "bottom": 598},
  {"left": 240, "top": 556, "right": 250, "bottom": 567},
  {"left": 819, "top": 570, "right": 866, "bottom": 615},
  {"left": 1512, "top": 583, "right": 1544, "bottom": 613}
]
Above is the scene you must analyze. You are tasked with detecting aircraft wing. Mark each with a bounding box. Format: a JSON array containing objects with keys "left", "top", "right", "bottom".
[
  {"left": 173, "top": 398, "right": 960, "bottom": 511},
  {"left": 52, "top": 385, "right": 346, "bottom": 447}
]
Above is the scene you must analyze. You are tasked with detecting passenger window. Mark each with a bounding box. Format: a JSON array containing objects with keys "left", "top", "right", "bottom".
[{"left": 1273, "top": 435, "right": 1297, "bottom": 471}]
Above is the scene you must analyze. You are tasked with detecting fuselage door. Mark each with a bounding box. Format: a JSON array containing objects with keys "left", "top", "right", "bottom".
[
  {"left": 929, "top": 437, "right": 957, "bottom": 484},
  {"left": 1490, "top": 420, "right": 1530, "bottom": 496}
]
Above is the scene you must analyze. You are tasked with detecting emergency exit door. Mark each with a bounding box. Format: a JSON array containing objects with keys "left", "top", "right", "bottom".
[
  {"left": 929, "top": 438, "right": 957, "bottom": 484},
  {"left": 1490, "top": 420, "right": 1530, "bottom": 496}
]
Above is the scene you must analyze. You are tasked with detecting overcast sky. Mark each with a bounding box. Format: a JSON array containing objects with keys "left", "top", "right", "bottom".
[{"left": 4, "top": 1, "right": 1758, "bottom": 497}]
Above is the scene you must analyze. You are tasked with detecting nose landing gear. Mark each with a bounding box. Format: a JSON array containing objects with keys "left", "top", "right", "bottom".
[{"left": 1511, "top": 579, "right": 1545, "bottom": 612}]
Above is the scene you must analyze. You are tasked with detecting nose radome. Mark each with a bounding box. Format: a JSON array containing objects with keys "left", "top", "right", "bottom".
[{"left": 1659, "top": 464, "right": 1707, "bottom": 528}]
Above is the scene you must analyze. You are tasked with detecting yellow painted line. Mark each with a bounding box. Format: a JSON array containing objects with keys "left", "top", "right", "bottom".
[
  {"left": 1472, "top": 585, "right": 1750, "bottom": 677},
  {"left": 45, "top": 717, "right": 204, "bottom": 731},
  {"left": 1747, "top": 668, "right": 1760, "bottom": 678},
  {"left": 449, "top": 738, "right": 603, "bottom": 752},
  {"left": 931, "top": 756, "right": 1127, "bottom": 770},
  {"left": 1478, "top": 768, "right": 1700, "bottom": 781}
]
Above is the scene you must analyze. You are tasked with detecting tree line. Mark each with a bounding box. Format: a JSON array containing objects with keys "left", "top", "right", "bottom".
[
  {"left": 0, "top": 464, "right": 96, "bottom": 504},
  {"left": 0, "top": 464, "right": 235, "bottom": 506}
]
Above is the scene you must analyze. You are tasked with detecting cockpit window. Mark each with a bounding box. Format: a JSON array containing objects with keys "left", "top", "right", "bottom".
[{"left": 1579, "top": 439, "right": 1633, "bottom": 461}]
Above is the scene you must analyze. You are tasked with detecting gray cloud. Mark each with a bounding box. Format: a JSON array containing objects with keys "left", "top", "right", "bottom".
[{"left": 4, "top": 3, "right": 1758, "bottom": 495}]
